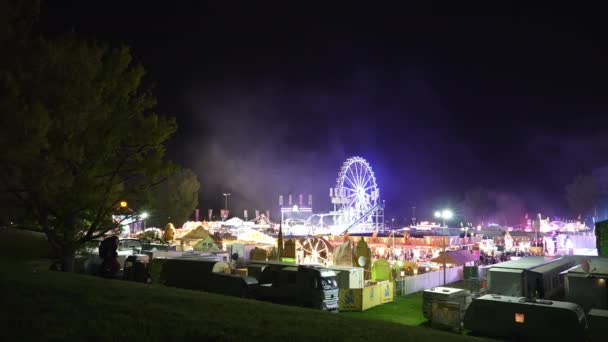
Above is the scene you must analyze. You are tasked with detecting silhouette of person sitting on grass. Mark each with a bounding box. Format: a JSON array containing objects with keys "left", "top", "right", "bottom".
[{"left": 98, "top": 236, "right": 120, "bottom": 278}]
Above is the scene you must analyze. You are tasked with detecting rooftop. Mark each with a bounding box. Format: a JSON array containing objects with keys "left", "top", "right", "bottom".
[
  {"left": 476, "top": 294, "right": 584, "bottom": 311},
  {"left": 529, "top": 257, "right": 574, "bottom": 274},
  {"left": 567, "top": 257, "right": 608, "bottom": 276},
  {"left": 489, "top": 256, "right": 558, "bottom": 271},
  {"left": 424, "top": 287, "right": 469, "bottom": 295}
]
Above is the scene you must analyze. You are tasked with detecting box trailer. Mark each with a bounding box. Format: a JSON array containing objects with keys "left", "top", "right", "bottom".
[
  {"left": 463, "top": 294, "right": 586, "bottom": 341},
  {"left": 487, "top": 256, "right": 574, "bottom": 299},
  {"left": 565, "top": 258, "right": 608, "bottom": 312},
  {"left": 206, "top": 272, "right": 259, "bottom": 298},
  {"left": 327, "top": 266, "right": 364, "bottom": 289}
]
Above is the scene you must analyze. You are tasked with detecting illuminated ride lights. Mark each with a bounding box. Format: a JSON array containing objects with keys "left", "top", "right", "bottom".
[{"left": 323, "top": 156, "right": 383, "bottom": 234}]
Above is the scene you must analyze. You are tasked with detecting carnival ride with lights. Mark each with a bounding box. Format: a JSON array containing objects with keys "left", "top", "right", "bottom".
[
  {"left": 147, "top": 155, "right": 483, "bottom": 268},
  {"left": 280, "top": 156, "right": 385, "bottom": 264},
  {"left": 291, "top": 156, "right": 385, "bottom": 235}
]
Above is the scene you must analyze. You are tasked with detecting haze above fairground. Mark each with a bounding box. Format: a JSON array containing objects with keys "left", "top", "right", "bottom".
[{"left": 39, "top": 2, "right": 608, "bottom": 221}]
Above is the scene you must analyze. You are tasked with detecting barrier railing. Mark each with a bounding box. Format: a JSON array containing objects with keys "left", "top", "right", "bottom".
[{"left": 395, "top": 265, "right": 464, "bottom": 296}]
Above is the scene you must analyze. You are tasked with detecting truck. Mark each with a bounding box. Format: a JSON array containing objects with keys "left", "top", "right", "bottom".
[
  {"left": 155, "top": 258, "right": 338, "bottom": 311},
  {"left": 255, "top": 264, "right": 339, "bottom": 311},
  {"left": 326, "top": 265, "right": 364, "bottom": 289}
]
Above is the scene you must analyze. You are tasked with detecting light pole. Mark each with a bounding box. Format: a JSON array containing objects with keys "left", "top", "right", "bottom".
[
  {"left": 222, "top": 193, "right": 231, "bottom": 210},
  {"left": 141, "top": 212, "right": 149, "bottom": 231},
  {"left": 412, "top": 206, "right": 416, "bottom": 224},
  {"left": 434, "top": 209, "right": 453, "bottom": 286}
]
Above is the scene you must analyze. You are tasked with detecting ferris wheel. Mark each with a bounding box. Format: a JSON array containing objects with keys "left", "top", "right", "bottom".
[
  {"left": 296, "top": 237, "right": 332, "bottom": 264},
  {"left": 334, "top": 156, "right": 380, "bottom": 220}
]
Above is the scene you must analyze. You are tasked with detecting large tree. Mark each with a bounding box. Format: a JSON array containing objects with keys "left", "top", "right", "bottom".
[
  {"left": 0, "top": 23, "right": 177, "bottom": 266},
  {"left": 565, "top": 174, "right": 598, "bottom": 217},
  {"left": 148, "top": 168, "right": 200, "bottom": 228}
]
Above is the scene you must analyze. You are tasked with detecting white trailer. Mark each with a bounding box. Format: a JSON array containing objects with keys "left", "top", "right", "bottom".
[{"left": 327, "top": 266, "right": 364, "bottom": 289}]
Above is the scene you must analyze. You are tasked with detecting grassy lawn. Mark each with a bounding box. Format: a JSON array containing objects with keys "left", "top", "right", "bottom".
[
  {"left": 0, "top": 229, "right": 491, "bottom": 341},
  {"left": 0, "top": 258, "right": 491, "bottom": 341},
  {"left": 341, "top": 292, "right": 427, "bottom": 326}
]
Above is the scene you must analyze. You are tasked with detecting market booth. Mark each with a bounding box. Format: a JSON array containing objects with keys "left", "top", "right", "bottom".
[
  {"left": 431, "top": 250, "right": 479, "bottom": 267},
  {"left": 337, "top": 253, "right": 395, "bottom": 311},
  {"left": 338, "top": 280, "right": 394, "bottom": 311}
]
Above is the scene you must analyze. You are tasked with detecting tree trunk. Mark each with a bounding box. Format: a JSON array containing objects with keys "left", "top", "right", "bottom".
[
  {"left": 45, "top": 230, "right": 77, "bottom": 272},
  {"left": 60, "top": 255, "right": 75, "bottom": 272}
]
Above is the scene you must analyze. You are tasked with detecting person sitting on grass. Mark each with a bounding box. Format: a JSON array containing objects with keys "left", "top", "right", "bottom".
[{"left": 98, "top": 236, "right": 120, "bottom": 278}]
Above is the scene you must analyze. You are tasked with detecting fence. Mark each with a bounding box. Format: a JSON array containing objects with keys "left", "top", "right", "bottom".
[{"left": 395, "top": 266, "right": 464, "bottom": 296}]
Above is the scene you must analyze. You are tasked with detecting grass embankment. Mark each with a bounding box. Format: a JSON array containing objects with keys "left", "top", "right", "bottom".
[
  {"left": 341, "top": 292, "right": 427, "bottom": 326},
  {"left": 0, "top": 260, "right": 490, "bottom": 341},
  {"left": 0, "top": 229, "right": 490, "bottom": 341}
]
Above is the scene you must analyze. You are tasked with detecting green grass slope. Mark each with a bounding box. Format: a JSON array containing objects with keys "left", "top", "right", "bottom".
[
  {"left": 341, "top": 292, "right": 427, "bottom": 326},
  {"left": 0, "top": 260, "right": 490, "bottom": 342}
]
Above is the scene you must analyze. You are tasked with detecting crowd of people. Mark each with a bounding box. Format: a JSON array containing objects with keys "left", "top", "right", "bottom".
[{"left": 478, "top": 250, "right": 538, "bottom": 265}]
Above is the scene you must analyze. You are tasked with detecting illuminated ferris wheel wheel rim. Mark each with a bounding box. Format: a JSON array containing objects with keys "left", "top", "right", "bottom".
[{"left": 336, "top": 156, "right": 378, "bottom": 212}]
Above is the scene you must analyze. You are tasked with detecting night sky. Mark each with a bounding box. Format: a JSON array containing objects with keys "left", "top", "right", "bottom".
[{"left": 37, "top": 2, "right": 608, "bottom": 223}]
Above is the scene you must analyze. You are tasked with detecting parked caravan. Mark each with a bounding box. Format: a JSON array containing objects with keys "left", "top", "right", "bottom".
[
  {"left": 487, "top": 256, "right": 575, "bottom": 299},
  {"left": 463, "top": 294, "right": 587, "bottom": 341},
  {"left": 565, "top": 257, "right": 608, "bottom": 312}
]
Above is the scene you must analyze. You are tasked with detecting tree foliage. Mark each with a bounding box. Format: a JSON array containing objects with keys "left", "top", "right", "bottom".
[
  {"left": 148, "top": 168, "right": 200, "bottom": 228},
  {"left": 0, "top": 0, "right": 39, "bottom": 45},
  {"left": 565, "top": 174, "right": 598, "bottom": 217},
  {"left": 0, "top": 19, "right": 177, "bottom": 259}
]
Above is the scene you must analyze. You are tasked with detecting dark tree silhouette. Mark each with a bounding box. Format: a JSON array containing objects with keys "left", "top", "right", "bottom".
[{"left": 0, "top": 7, "right": 177, "bottom": 268}]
